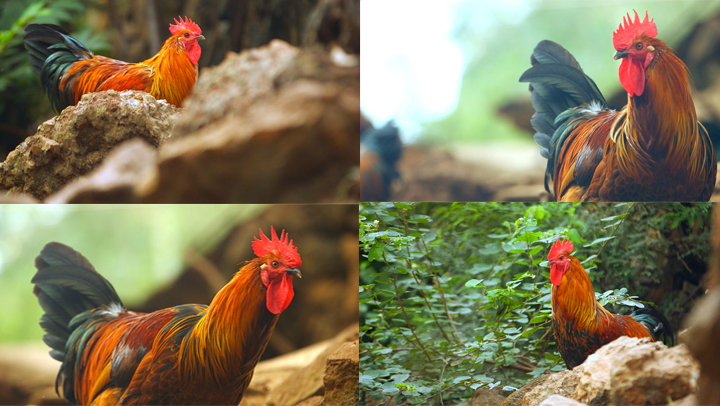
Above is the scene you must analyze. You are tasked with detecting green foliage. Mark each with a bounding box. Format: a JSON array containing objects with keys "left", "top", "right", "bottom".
[
  {"left": 0, "top": 205, "right": 263, "bottom": 342},
  {"left": 0, "top": 0, "right": 111, "bottom": 128},
  {"left": 0, "top": 0, "right": 85, "bottom": 90},
  {"left": 422, "top": 1, "right": 720, "bottom": 144},
  {"left": 359, "top": 202, "right": 710, "bottom": 405}
]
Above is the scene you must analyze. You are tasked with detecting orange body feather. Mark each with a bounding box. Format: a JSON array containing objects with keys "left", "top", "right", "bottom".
[
  {"left": 548, "top": 238, "right": 671, "bottom": 369},
  {"left": 24, "top": 17, "right": 204, "bottom": 113},
  {"left": 520, "top": 11, "right": 716, "bottom": 202},
  {"left": 32, "top": 228, "right": 302, "bottom": 405}
]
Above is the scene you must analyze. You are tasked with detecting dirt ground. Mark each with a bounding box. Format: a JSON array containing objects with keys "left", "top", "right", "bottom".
[{"left": 390, "top": 143, "right": 720, "bottom": 202}]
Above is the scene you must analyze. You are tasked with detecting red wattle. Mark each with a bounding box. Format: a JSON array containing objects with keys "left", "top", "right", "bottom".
[
  {"left": 618, "top": 58, "right": 646, "bottom": 97},
  {"left": 184, "top": 41, "right": 202, "bottom": 65},
  {"left": 266, "top": 274, "right": 295, "bottom": 314},
  {"left": 550, "top": 265, "right": 564, "bottom": 286}
]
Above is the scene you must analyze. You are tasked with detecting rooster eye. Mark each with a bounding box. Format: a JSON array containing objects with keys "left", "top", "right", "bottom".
[
  {"left": 271, "top": 261, "right": 279, "bottom": 268},
  {"left": 184, "top": 33, "right": 190, "bottom": 38},
  {"left": 636, "top": 42, "right": 643, "bottom": 50}
]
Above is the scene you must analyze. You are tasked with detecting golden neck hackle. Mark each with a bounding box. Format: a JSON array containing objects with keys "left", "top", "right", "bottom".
[
  {"left": 551, "top": 256, "right": 608, "bottom": 330},
  {"left": 178, "top": 257, "right": 278, "bottom": 387},
  {"left": 613, "top": 39, "right": 702, "bottom": 179},
  {"left": 142, "top": 35, "right": 198, "bottom": 106}
]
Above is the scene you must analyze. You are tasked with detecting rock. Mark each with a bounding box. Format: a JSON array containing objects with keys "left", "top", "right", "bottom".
[
  {"left": 538, "top": 395, "right": 587, "bottom": 406},
  {"left": 239, "top": 340, "right": 336, "bottom": 406},
  {"left": 669, "top": 394, "right": 697, "bottom": 406},
  {"left": 135, "top": 41, "right": 359, "bottom": 203},
  {"left": 46, "top": 139, "right": 157, "bottom": 203},
  {"left": 297, "top": 396, "right": 325, "bottom": 406},
  {"left": 501, "top": 369, "right": 580, "bottom": 406},
  {"left": 577, "top": 337, "right": 698, "bottom": 405},
  {"left": 265, "top": 324, "right": 358, "bottom": 406},
  {"left": 681, "top": 286, "right": 720, "bottom": 405},
  {"left": 504, "top": 337, "right": 699, "bottom": 406},
  {"left": 321, "top": 341, "right": 359, "bottom": 406},
  {"left": 172, "top": 40, "right": 300, "bottom": 137},
  {"left": 11, "top": 40, "right": 358, "bottom": 203},
  {"left": 471, "top": 386, "right": 506, "bottom": 406},
  {"left": 0, "top": 193, "right": 38, "bottom": 203},
  {"left": 679, "top": 206, "right": 720, "bottom": 405},
  {"left": 0, "top": 90, "right": 178, "bottom": 200},
  {"left": 606, "top": 339, "right": 698, "bottom": 405}
]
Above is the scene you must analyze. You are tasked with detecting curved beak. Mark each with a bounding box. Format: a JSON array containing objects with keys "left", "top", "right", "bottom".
[
  {"left": 195, "top": 34, "right": 205, "bottom": 40},
  {"left": 613, "top": 50, "right": 628, "bottom": 60},
  {"left": 286, "top": 268, "right": 302, "bottom": 279}
]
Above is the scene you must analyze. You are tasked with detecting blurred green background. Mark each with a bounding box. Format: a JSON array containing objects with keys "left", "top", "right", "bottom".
[
  {"left": 361, "top": 0, "right": 720, "bottom": 144},
  {"left": 0, "top": 204, "right": 261, "bottom": 342}
]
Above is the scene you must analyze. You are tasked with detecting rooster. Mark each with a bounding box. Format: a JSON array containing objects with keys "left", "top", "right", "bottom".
[
  {"left": 548, "top": 238, "right": 673, "bottom": 369},
  {"left": 32, "top": 227, "right": 301, "bottom": 405},
  {"left": 24, "top": 16, "right": 204, "bottom": 113},
  {"left": 360, "top": 121, "right": 402, "bottom": 201},
  {"left": 520, "top": 10, "right": 716, "bottom": 201}
]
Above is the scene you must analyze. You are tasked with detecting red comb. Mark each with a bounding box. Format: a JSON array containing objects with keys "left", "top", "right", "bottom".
[
  {"left": 169, "top": 16, "right": 202, "bottom": 36},
  {"left": 613, "top": 10, "right": 657, "bottom": 51},
  {"left": 252, "top": 226, "right": 301, "bottom": 268},
  {"left": 548, "top": 237, "right": 574, "bottom": 261}
]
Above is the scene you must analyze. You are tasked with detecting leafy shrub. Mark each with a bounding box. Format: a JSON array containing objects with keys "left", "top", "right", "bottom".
[
  {"left": 0, "top": 0, "right": 111, "bottom": 149},
  {"left": 359, "top": 202, "right": 710, "bottom": 405}
]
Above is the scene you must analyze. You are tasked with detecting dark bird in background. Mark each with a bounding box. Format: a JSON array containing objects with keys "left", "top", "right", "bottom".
[
  {"left": 520, "top": 10, "right": 716, "bottom": 202},
  {"left": 548, "top": 238, "right": 674, "bottom": 369},
  {"left": 360, "top": 121, "right": 402, "bottom": 201},
  {"left": 32, "top": 227, "right": 301, "bottom": 405}
]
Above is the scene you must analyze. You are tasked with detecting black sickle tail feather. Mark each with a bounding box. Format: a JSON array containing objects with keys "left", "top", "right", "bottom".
[
  {"left": 519, "top": 40, "right": 608, "bottom": 191},
  {"left": 631, "top": 305, "right": 675, "bottom": 346},
  {"left": 23, "top": 24, "right": 92, "bottom": 112},
  {"left": 360, "top": 121, "right": 403, "bottom": 201},
  {"left": 32, "top": 242, "right": 124, "bottom": 402}
]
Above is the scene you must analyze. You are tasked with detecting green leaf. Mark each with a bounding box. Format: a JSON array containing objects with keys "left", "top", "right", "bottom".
[
  {"left": 544, "top": 353, "right": 560, "bottom": 362},
  {"left": 584, "top": 236, "right": 616, "bottom": 247},
  {"left": 381, "top": 382, "right": 399, "bottom": 393},
  {"left": 529, "top": 316, "right": 546, "bottom": 323},
  {"left": 567, "top": 228, "right": 582, "bottom": 243},
  {"left": 367, "top": 241, "right": 385, "bottom": 262},
  {"left": 453, "top": 376, "right": 471, "bottom": 384},
  {"left": 474, "top": 375, "right": 494, "bottom": 383},
  {"left": 392, "top": 374, "right": 410, "bottom": 383}
]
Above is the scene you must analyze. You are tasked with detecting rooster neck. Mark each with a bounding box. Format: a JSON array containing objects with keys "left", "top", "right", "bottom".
[
  {"left": 622, "top": 44, "right": 697, "bottom": 169},
  {"left": 551, "top": 258, "right": 600, "bottom": 330},
  {"left": 142, "top": 36, "right": 198, "bottom": 106},
  {"left": 179, "top": 257, "right": 277, "bottom": 393}
]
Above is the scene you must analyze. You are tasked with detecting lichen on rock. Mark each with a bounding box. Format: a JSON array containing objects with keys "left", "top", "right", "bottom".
[{"left": 0, "top": 90, "right": 179, "bottom": 200}]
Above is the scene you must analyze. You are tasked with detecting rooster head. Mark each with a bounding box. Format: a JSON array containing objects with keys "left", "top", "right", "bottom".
[
  {"left": 252, "top": 226, "right": 302, "bottom": 315},
  {"left": 548, "top": 238, "right": 574, "bottom": 286},
  {"left": 612, "top": 10, "right": 658, "bottom": 97},
  {"left": 169, "top": 16, "right": 204, "bottom": 65}
]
